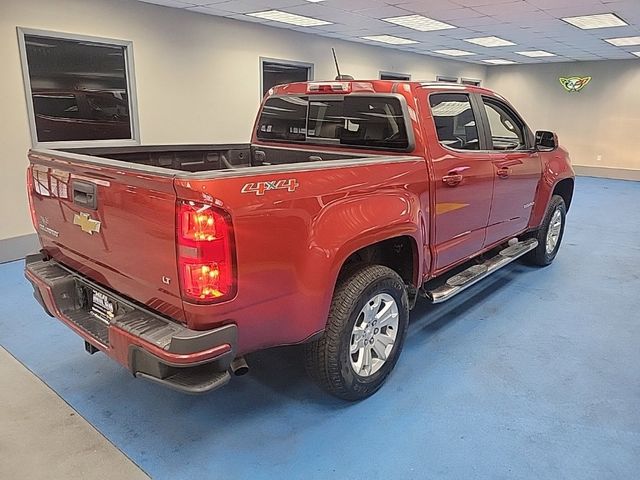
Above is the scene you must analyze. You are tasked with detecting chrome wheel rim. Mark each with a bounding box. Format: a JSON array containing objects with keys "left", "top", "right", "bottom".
[
  {"left": 546, "top": 209, "right": 563, "bottom": 254},
  {"left": 350, "top": 293, "right": 399, "bottom": 377}
]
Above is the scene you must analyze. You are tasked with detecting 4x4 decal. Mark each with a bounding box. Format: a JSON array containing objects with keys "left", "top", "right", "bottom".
[{"left": 241, "top": 179, "right": 299, "bottom": 196}]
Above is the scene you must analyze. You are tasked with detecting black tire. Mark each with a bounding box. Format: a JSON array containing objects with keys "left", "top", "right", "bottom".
[
  {"left": 305, "top": 265, "right": 409, "bottom": 401},
  {"left": 524, "top": 194, "right": 567, "bottom": 266}
]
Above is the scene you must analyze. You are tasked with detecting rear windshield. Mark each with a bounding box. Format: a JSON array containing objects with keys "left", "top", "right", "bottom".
[{"left": 256, "top": 95, "right": 410, "bottom": 150}]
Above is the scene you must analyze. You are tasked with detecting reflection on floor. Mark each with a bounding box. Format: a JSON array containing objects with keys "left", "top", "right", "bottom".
[{"left": 1, "top": 176, "right": 639, "bottom": 480}]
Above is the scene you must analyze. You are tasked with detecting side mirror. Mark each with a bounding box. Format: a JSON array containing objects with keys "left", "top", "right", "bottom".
[{"left": 535, "top": 130, "right": 558, "bottom": 151}]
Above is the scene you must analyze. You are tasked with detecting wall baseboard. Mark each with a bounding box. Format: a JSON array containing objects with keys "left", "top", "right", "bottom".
[
  {"left": 0, "top": 233, "right": 40, "bottom": 264},
  {"left": 574, "top": 165, "right": 640, "bottom": 181}
]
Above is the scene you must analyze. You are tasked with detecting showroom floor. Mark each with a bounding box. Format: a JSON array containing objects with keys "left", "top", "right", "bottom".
[{"left": 1, "top": 176, "right": 639, "bottom": 480}]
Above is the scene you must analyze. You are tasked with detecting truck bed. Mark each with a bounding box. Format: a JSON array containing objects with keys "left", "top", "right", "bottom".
[
  {"left": 28, "top": 143, "right": 425, "bottom": 349},
  {"left": 64, "top": 144, "right": 371, "bottom": 173}
]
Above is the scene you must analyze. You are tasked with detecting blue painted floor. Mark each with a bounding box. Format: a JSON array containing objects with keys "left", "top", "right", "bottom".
[{"left": 1, "top": 176, "right": 639, "bottom": 480}]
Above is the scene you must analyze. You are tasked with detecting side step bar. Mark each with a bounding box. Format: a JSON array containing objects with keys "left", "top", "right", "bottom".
[{"left": 425, "top": 238, "right": 538, "bottom": 304}]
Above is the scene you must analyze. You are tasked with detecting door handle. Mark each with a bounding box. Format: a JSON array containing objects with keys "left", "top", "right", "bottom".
[
  {"left": 442, "top": 173, "right": 463, "bottom": 187},
  {"left": 496, "top": 167, "right": 510, "bottom": 178}
]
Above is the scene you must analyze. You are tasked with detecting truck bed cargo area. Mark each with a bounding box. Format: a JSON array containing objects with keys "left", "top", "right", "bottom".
[{"left": 65, "top": 144, "right": 367, "bottom": 173}]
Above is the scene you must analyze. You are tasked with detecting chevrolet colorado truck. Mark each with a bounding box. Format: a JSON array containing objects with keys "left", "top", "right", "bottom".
[{"left": 25, "top": 80, "right": 575, "bottom": 400}]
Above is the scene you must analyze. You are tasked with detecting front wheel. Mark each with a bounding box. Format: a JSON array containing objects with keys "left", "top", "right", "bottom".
[
  {"left": 524, "top": 194, "right": 567, "bottom": 266},
  {"left": 305, "top": 265, "right": 409, "bottom": 401}
]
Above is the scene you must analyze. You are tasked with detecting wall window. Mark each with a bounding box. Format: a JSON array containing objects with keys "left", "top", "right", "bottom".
[
  {"left": 429, "top": 93, "right": 480, "bottom": 151},
  {"left": 380, "top": 71, "right": 411, "bottom": 81},
  {"left": 260, "top": 58, "right": 313, "bottom": 97},
  {"left": 461, "top": 78, "right": 481, "bottom": 86},
  {"left": 436, "top": 75, "right": 458, "bottom": 83},
  {"left": 18, "top": 28, "right": 139, "bottom": 146}
]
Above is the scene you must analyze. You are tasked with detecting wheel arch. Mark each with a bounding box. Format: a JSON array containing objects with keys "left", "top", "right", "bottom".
[
  {"left": 553, "top": 177, "right": 574, "bottom": 211},
  {"left": 529, "top": 174, "right": 575, "bottom": 229},
  {"left": 336, "top": 234, "right": 420, "bottom": 289}
]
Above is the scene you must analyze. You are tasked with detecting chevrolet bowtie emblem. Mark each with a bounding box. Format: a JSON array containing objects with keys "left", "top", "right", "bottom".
[{"left": 73, "top": 212, "right": 101, "bottom": 235}]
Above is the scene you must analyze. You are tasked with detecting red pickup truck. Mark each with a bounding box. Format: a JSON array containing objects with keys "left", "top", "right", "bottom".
[{"left": 25, "top": 80, "right": 574, "bottom": 400}]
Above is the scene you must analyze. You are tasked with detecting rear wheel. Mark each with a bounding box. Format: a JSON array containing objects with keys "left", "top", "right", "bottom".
[
  {"left": 305, "top": 265, "right": 409, "bottom": 401},
  {"left": 524, "top": 194, "right": 567, "bottom": 266}
]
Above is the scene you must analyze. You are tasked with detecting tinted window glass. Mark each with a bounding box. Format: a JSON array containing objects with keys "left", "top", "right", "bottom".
[
  {"left": 256, "top": 96, "right": 309, "bottom": 142},
  {"left": 257, "top": 95, "right": 409, "bottom": 150},
  {"left": 380, "top": 72, "right": 410, "bottom": 81},
  {"left": 32, "top": 94, "right": 80, "bottom": 118},
  {"left": 308, "top": 100, "right": 343, "bottom": 139},
  {"left": 262, "top": 61, "right": 311, "bottom": 97},
  {"left": 23, "top": 34, "right": 133, "bottom": 142},
  {"left": 340, "top": 97, "right": 408, "bottom": 149},
  {"left": 86, "top": 92, "right": 130, "bottom": 122},
  {"left": 482, "top": 98, "right": 526, "bottom": 150},
  {"left": 429, "top": 93, "right": 480, "bottom": 151}
]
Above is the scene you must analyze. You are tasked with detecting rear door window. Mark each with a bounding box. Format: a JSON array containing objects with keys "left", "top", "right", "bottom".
[
  {"left": 429, "top": 93, "right": 480, "bottom": 151},
  {"left": 257, "top": 95, "right": 409, "bottom": 150}
]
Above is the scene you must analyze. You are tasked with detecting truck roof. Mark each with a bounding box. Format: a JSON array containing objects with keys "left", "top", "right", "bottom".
[{"left": 266, "top": 79, "right": 497, "bottom": 97}]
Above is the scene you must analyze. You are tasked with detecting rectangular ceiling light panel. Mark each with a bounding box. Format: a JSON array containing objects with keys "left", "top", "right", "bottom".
[
  {"left": 562, "top": 13, "right": 627, "bottom": 30},
  {"left": 246, "top": 10, "right": 332, "bottom": 26},
  {"left": 383, "top": 14, "right": 456, "bottom": 31},
  {"left": 434, "top": 49, "right": 475, "bottom": 56},
  {"left": 362, "top": 35, "right": 418, "bottom": 45},
  {"left": 516, "top": 50, "right": 556, "bottom": 57},
  {"left": 605, "top": 36, "right": 640, "bottom": 46},
  {"left": 465, "top": 36, "right": 515, "bottom": 47},
  {"left": 483, "top": 59, "right": 516, "bottom": 64}
]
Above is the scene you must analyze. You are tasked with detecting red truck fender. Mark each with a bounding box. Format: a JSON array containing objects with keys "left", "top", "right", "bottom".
[
  {"left": 529, "top": 147, "right": 575, "bottom": 230},
  {"left": 298, "top": 189, "right": 424, "bottom": 335}
]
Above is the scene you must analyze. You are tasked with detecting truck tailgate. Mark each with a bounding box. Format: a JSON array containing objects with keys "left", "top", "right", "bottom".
[{"left": 28, "top": 150, "right": 185, "bottom": 322}]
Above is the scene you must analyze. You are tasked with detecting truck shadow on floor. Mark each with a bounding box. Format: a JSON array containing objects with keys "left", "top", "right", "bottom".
[
  {"left": 243, "top": 262, "right": 534, "bottom": 404},
  {"left": 54, "top": 262, "right": 539, "bottom": 431}
]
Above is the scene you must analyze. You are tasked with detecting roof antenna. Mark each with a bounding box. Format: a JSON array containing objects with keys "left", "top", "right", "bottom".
[{"left": 332, "top": 48, "right": 354, "bottom": 81}]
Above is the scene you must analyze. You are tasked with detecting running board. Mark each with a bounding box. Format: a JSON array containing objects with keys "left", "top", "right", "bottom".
[{"left": 425, "top": 238, "right": 538, "bottom": 304}]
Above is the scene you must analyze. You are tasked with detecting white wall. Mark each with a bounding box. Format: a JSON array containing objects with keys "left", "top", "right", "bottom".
[
  {"left": 0, "top": 0, "right": 487, "bottom": 243},
  {"left": 486, "top": 59, "right": 640, "bottom": 173}
]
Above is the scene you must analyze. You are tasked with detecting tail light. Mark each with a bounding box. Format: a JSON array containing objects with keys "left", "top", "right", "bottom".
[{"left": 176, "top": 200, "right": 236, "bottom": 303}]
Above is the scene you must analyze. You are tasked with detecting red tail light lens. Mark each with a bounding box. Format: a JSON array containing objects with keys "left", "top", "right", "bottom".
[
  {"left": 177, "top": 201, "right": 235, "bottom": 303},
  {"left": 180, "top": 206, "right": 218, "bottom": 241}
]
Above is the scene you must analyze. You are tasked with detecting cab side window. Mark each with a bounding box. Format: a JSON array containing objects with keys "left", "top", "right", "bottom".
[
  {"left": 482, "top": 97, "right": 527, "bottom": 150},
  {"left": 429, "top": 93, "right": 480, "bottom": 151}
]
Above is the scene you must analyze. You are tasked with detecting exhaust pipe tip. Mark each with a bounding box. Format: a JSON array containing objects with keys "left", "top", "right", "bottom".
[{"left": 230, "top": 356, "right": 249, "bottom": 376}]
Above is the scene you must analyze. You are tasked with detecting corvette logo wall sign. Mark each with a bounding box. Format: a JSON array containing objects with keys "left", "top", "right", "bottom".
[{"left": 559, "top": 76, "right": 592, "bottom": 92}]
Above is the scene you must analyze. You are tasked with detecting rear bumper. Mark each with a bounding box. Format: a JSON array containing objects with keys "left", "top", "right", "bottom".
[{"left": 25, "top": 254, "right": 237, "bottom": 394}]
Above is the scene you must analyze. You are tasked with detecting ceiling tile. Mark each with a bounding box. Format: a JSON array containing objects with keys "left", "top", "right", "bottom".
[
  {"left": 136, "top": 0, "right": 640, "bottom": 64},
  {"left": 139, "top": 0, "right": 200, "bottom": 7}
]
